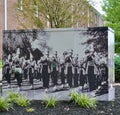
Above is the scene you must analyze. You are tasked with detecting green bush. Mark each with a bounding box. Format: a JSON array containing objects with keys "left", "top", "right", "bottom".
[
  {"left": 70, "top": 90, "right": 79, "bottom": 103},
  {"left": 70, "top": 91, "right": 97, "bottom": 109},
  {"left": 76, "top": 93, "right": 97, "bottom": 109},
  {"left": 44, "top": 96, "right": 57, "bottom": 108},
  {"left": 15, "top": 94, "right": 30, "bottom": 107},
  {"left": 0, "top": 60, "right": 2, "bottom": 69},
  {"left": 7, "top": 92, "right": 30, "bottom": 107},
  {"left": 115, "top": 55, "right": 120, "bottom": 82},
  {"left": 0, "top": 96, "right": 13, "bottom": 112},
  {"left": 7, "top": 92, "right": 19, "bottom": 103}
]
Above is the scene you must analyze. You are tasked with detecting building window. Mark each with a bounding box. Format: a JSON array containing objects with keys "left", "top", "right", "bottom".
[{"left": 18, "top": 0, "right": 23, "bottom": 10}]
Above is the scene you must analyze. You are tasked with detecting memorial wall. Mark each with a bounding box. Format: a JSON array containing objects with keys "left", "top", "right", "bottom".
[{"left": 2, "top": 27, "right": 115, "bottom": 100}]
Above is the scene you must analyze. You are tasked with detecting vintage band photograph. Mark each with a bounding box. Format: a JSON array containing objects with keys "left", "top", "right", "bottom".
[{"left": 2, "top": 28, "right": 109, "bottom": 100}]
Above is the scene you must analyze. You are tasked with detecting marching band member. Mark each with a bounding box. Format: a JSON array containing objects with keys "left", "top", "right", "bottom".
[
  {"left": 23, "top": 62, "right": 28, "bottom": 80},
  {"left": 59, "top": 57, "right": 66, "bottom": 88},
  {"left": 65, "top": 50, "right": 74, "bottom": 88},
  {"left": 79, "top": 60, "right": 86, "bottom": 91},
  {"left": 51, "top": 56, "right": 59, "bottom": 90},
  {"left": 28, "top": 59, "right": 34, "bottom": 89},
  {"left": 3, "top": 60, "right": 11, "bottom": 88},
  {"left": 84, "top": 50, "right": 99, "bottom": 92},
  {"left": 73, "top": 54, "right": 79, "bottom": 87},
  {"left": 14, "top": 61, "right": 23, "bottom": 91},
  {"left": 41, "top": 54, "right": 51, "bottom": 92},
  {"left": 37, "top": 60, "right": 42, "bottom": 82}
]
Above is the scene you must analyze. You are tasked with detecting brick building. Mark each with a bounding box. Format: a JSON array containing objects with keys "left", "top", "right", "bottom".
[
  {"left": 0, "top": 0, "right": 20, "bottom": 59},
  {"left": 0, "top": 0, "right": 104, "bottom": 59},
  {"left": 0, "top": 0, "right": 4, "bottom": 59}
]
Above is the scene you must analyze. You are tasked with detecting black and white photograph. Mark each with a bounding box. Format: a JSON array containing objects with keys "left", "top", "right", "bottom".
[{"left": 2, "top": 27, "right": 114, "bottom": 100}]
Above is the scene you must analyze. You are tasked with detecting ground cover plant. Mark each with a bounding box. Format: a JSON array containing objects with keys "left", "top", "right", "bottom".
[
  {"left": 0, "top": 86, "right": 119, "bottom": 115},
  {"left": 26, "top": 107, "right": 35, "bottom": 113},
  {"left": 0, "top": 96, "right": 13, "bottom": 112},
  {"left": 15, "top": 94, "right": 30, "bottom": 107},
  {"left": 7, "top": 92, "right": 19, "bottom": 103},
  {"left": 70, "top": 90, "right": 97, "bottom": 109},
  {"left": 0, "top": 92, "right": 30, "bottom": 112},
  {"left": 76, "top": 93, "right": 97, "bottom": 108},
  {"left": 8, "top": 92, "right": 30, "bottom": 107},
  {"left": 0, "top": 90, "right": 97, "bottom": 113},
  {"left": 2, "top": 87, "right": 120, "bottom": 115},
  {"left": 70, "top": 90, "right": 80, "bottom": 103},
  {"left": 44, "top": 95, "right": 57, "bottom": 108}
]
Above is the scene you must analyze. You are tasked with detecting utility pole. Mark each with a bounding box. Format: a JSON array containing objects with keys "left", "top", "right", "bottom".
[{"left": 4, "top": 0, "right": 7, "bottom": 30}]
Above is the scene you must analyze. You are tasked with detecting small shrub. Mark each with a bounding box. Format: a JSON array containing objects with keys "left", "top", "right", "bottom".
[
  {"left": 26, "top": 107, "right": 35, "bottom": 113},
  {"left": 88, "top": 97, "right": 97, "bottom": 108},
  {"left": 76, "top": 93, "right": 97, "bottom": 109},
  {"left": 44, "top": 96, "right": 57, "bottom": 108},
  {"left": 15, "top": 94, "right": 30, "bottom": 107},
  {"left": 70, "top": 90, "right": 79, "bottom": 103},
  {"left": 7, "top": 92, "right": 19, "bottom": 103},
  {"left": 70, "top": 91, "right": 97, "bottom": 109},
  {"left": 7, "top": 92, "right": 30, "bottom": 107},
  {"left": 0, "top": 96, "right": 12, "bottom": 111}
]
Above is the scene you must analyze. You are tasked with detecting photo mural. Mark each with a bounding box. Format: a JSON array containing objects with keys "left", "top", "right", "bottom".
[{"left": 2, "top": 27, "right": 115, "bottom": 100}]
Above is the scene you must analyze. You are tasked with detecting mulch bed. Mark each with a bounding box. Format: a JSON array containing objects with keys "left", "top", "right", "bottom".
[{"left": 0, "top": 85, "right": 120, "bottom": 115}]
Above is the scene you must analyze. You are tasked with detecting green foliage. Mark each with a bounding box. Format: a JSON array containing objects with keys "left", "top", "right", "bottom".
[
  {"left": 15, "top": 94, "right": 30, "bottom": 107},
  {"left": 70, "top": 91, "right": 97, "bottom": 109},
  {"left": 15, "top": 0, "right": 93, "bottom": 28},
  {"left": 7, "top": 92, "right": 30, "bottom": 107},
  {"left": 102, "top": 0, "right": 120, "bottom": 53},
  {"left": 26, "top": 107, "right": 35, "bottom": 113},
  {"left": 7, "top": 92, "right": 19, "bottom": 103},
  {"left": 0, "top": 96, "right": 13, "bottom": 112},
  {"left": 0, "top": 60, "right": 2, "bottom": 69},
  {"left": 70, "top": 90, "right": 80, "bottom": 103},
  {"left": 115, "top": 55, "right": 120, "bottom": 82},
  {"left": 76, "top": 93, "right": 97, "bottom": 109},
  {"left": 0, "top": 92, "right": 30, "bottom": 112},
  {"left": 44, "top": 96, "right": 57, "bottom": 108}
]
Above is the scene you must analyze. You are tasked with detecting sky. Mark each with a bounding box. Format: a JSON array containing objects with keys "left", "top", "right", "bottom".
[{"left": 90, "top": 0, "right": 104, "bottom": 14}]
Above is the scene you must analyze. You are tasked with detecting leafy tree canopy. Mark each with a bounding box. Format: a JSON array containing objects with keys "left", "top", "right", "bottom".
[
  {"left": 15, "top": 0, "right": 94, "bottom": 29},
  {"left": 102, "top": 0, "right": 120, "bottom": 53}
]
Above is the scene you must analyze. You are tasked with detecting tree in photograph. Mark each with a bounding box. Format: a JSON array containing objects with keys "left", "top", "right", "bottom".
[
  {"left": 15, "top": 0, "right": 94, "bottom": 29},
  {"left": 82, "top": 27, "right": 108, "bottom": 56},
  {"left": 102, "top": 0, "right": 120, "bottom": 53},
  {"left": 3, "top": 30, "right": 51, "bottom": 60}
]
